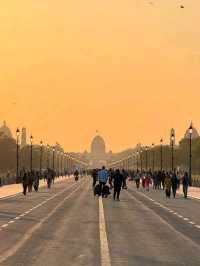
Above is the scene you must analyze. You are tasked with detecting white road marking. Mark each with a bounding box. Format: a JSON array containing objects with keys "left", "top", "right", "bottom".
[
  {"left": 0, "top": 180, "right": 86, "bottom": 264},
  {"left": 0, "top": 181, "right": 79, "bottom": 231},
  {"left": 131, "top": 189, "right": 200, "bottom": 231},
  {"left": 99, "top": 197, "right": 111, "bottom": 266}
]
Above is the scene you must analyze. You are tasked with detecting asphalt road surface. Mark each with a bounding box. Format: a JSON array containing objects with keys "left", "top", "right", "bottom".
[{"left": 0, "top": 177, "right": 200, "bottom": 266}]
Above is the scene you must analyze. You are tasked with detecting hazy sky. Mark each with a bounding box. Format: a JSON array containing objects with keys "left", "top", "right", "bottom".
[{"left": 1, "top": 1, "right": 200, "bottom": 152}]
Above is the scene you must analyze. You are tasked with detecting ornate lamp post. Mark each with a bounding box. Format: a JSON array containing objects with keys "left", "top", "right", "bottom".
[
  {"left": 16, "top": 128, "right": 20, "bottom": 183},
  {"left": 152, "top": 143, "right": 155, "bottom": 172},
  {"left": 160, "top": 138, "right": 163, "bottom": 172},
  {"left": 52, "top": 146, "right": 55, "bottom": 172},
  {"left": 171, "top": 133, "right": 175, "bottom": 172},
  {"left": 30, "top": 135, "right": 33, "bottom": 172},
  {"left": 189, "top": 124, "right": 193, "bottom": 186},
  {"left": 140, "top": 149, "right": 143, "bottom": 172},
  {"left": 40, "top": 141, "right": 43, "bottom": 176},
  {"left": 145, "top": 146, "right": 148, "bottom": 171},
  {"left": 136, "top": 151, "right": 139, "bottom": 171},
  {"left": 47, "top": 144, "right": 50, "bottom": 169}
]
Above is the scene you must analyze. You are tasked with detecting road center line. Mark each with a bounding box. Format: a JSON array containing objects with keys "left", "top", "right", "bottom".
[{"left": 99, "top": 197, "right": 111, "bottom": 266}]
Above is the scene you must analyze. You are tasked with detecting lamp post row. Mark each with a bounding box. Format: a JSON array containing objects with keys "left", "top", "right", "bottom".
[
  {"left": 15, "top": 129, "right": 85, "bottom": 182},
  {"left": 110, "top": 123, "right": 193, "bottom": 186}
]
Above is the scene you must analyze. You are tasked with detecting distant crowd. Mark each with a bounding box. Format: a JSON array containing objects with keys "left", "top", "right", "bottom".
[
  {"left": 20, "top": 169, "right": 71, "bottom": 195},
  {"left": 91, "top": 167, "right": 190, "bottom": 200}
]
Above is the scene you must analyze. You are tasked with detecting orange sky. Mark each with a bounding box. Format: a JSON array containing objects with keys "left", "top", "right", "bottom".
[{"left": 0, "top": 1, "right": 200, "bottom": 152}]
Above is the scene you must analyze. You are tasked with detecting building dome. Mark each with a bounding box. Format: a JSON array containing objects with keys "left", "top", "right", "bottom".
[
  {"left": 184, "top": 124, "right": 200, "bottom": 140},
  {"left": 91, "top": 135, "right": 106, "bottom": 154},
  {"left": 0, "top": 121, "right": 13, "bottom": 139}
]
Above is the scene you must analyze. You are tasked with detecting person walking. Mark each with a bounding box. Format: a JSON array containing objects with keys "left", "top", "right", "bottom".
[
  {"left": 34, "top": 171, "right": 40, "bottom": 192},
  {"left": 182, "top": 172, "right": 189, "bottom": 198},
  {"left": 145, "top": 174, "right": 152, "bottom": 191},
  {"left": 165, "top": 174, "right": 172, "bottom": 198},
  {"left": 171, "top": 172, "right": 178, "bottom": 198},
  {"left": 91, "top": 168, "right": 98, "bottom": 187},
  {"left": 22, "top": 172, "right": 29, "bottom": 196},
  {"left": 28, "top": 171, "right": 34, "bottom": 193},
  {"left": 46, "top": 168, "right": 53, "bottom": 189},
  {"left": 122, "top": 169, "right": 129, "bottom": 189},
  {"left": 112, "top": 169, "right": 123, "bottom": 201},
  {"left": 98, "top": 166, "right": 109, "bottom": 197},
  {"left": 135, "top": 170, "right": 140, "bottom": 189}
]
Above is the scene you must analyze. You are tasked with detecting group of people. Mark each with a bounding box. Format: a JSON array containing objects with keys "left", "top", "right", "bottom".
[
  {"left": 92, "top": 167, "right": 129, "bottom": 201},
  {"left": 91, "top": 166, "right": 190, "bottom": 200},
  {"left": 131, "top": 170, "right": 190, "bottom": 199},
  {"left": 21, "top": 168, "right": 56, "bottom": 195}
]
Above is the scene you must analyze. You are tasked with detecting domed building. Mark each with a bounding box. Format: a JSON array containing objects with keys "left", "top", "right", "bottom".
[
  {"left": 89, "top": 135, "right": 107, "bottom": 168},
  {"left": 91, "top": 135, "right": 106, "bottom": 155},
  {"left": 0, "top": 121, "right": 13, "bottom": 139}
]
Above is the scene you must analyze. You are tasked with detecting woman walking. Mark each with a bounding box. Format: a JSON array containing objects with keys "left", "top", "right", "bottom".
[{"left": 165, "top": 174, "right": 172, "bottom": 199}]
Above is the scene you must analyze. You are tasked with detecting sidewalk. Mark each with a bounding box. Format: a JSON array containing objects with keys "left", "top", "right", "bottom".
[
  {"left": 178, "top": 185, "right": 200, "bottom": 200},
  {"left": 0, "top": 176, "right": 72, "bottom": 199}
]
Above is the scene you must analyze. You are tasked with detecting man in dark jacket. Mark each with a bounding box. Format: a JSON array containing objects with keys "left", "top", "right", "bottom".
[
  {"left": 112, "top": 169, "right": 123, "bottom": 201},
  {"left": 171, "top": 172, "right": 179, "bottom": 198},
  {"left": 182, "top": 172, "right": 189, "bottom": 198}
]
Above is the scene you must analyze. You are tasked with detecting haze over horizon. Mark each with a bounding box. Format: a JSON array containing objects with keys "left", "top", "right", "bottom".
[{"left": 1, "top": 1, "right": 200, "bottom": 152}]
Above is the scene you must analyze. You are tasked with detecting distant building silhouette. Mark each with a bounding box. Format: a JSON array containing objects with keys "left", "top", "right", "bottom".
[{"left": 0, "top": 121, "right": 13, "bottom": 139}]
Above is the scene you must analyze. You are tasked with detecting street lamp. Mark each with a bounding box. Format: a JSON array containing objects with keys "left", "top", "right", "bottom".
[
  {"left": 16, "top": 128, "right": 20, "bottom": 183},
  {"left": 152, "top": 143, "right": 155, "bottom": 172},
  {"left": 160, "top": 138, "right": 163, "bottom": 172},
  {"left": 47, "top": 144, "right": 50, "bottom": 169},
  {"left": 140, "top": 149, "right": 143, "bottom": 172},
  {"left": 189, "top": 124, "right": 193, "bottom": 186},
  {"left": 30, "top": 135, "right": 33, "bottom": 172},
  {"left": 171, "top": 133, "right": 175, "bottom": 172},
  {"left": 136, "top": 151, "right": 139, "bottom": 171},
  {"left": 145, "top": 146, "right": 148, "bottom": 171},
  {"left": 40, "top": 141, "right": 43, "bottom": 176},
  {"left": 52, "top": 146, "right": 55, "bottom": 171}
]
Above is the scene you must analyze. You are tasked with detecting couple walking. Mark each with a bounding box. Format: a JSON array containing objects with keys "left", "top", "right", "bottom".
[{"left": 96, "top": 166, "right": 124, "bottom": 201}]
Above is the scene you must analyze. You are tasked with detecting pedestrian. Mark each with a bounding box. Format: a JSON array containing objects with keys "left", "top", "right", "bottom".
[
  {"left": 28, "top": 171, "right": 34, "bottom": 193},
  {"left": 171, "top": 172, "right": 178, "bottom": 198},
  {"left": 112, "top": 169, "right": 123, "bottom": 201},
  {"left": 122, "top": 169, "right": 129, "bottom": 189},
  {"left": 164, "top": 174, "right": 172, "bottom": 198},
  {"left": 91, "top": 168, "right": 98, "bottom": 187},
  {"left": 135, "top": 170, "right": 140, "bottom": 189},
  {"left": 182, "top": 172, "right": 189, "bottom": 198},
  {"left": 145, "top": 175, "right": 152, "bottom": 191},
  {"left": 46, "top": 168, "right": 53, "bottom": 189},
  {"left": 34, "top": 171, "right": 40, "bottom": 192},
  {"left": 98, "top": 166, "right": 109, "bottom": 197},
  {"left": 22, "top": 172, "right": 29, "bottom": 196}
]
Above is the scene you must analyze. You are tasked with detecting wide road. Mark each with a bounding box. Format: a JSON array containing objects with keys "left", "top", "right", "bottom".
[{"left": 0, "top": 177, "right": 200, "bottom": 266}]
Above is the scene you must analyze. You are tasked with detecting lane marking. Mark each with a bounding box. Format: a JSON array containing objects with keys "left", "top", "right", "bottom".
[
  {"left": 99, "top": 197, "right": 111, "bottom": 266},
  {"left": 126, "top": 190, "right": 200, "bottom": 249},
  {"left": 128, "top": 188, "right": 200, "bottom": 232},
  {"left": 0, "top": 180, "right": 86, "bottom": 264},
  {"left": 0, "top": 180, "right": 81, "bottom": 231}
]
